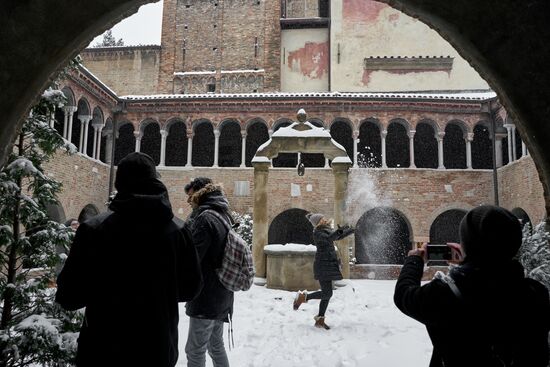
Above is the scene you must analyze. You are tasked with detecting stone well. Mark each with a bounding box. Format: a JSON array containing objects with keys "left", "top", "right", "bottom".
[{"left": 264, "top": 244, "right": 320, "bottom": 291}]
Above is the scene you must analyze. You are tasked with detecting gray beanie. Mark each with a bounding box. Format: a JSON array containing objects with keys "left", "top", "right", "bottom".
[{"left": 306, "top": 213, "right": 324, "bottom": 227}]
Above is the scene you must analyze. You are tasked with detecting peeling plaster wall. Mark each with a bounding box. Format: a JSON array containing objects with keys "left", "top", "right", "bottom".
[
  {"left": 330, "top": 0, "right": 489, "bottom": 92},
  {"left": 281, "top": 29, "right": 329, "bottom": 92}
]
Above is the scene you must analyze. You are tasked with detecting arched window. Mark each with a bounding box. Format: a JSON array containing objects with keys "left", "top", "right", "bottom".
[
  {"left": 272, "top": 120, "right": 297, "bottom": 168},
  {"left": 166, "top": 120, "right": 188, "bottom": 166},
  {"left": 330, "top": 119, "right": 353, "bottom": 162},
  {"left": 268, "top": 208, "right": 313, "bottom": 245},
  {"left": 472, "top": 123, "right": 493, "bottom": 169},
  {"left": 443, "top": 123, "right": 467, "bottom": 169},
  {"left": 429, "top": 209, "right": 467, "bottom": 244},
  {"left": 141, "top": 121, "right": 161, "bottom": 165},
  {"left": 386, "top": 120, "right": 409, "bottom": 168},
  {"left": 219, "top": 120, "right": 242, "bottom": 167},
  {"left": 414, "top": 122, "right": 438, "bottom": 168},
  {"left": 358, "top": 119, "right": 381, "bottom": 167},
  {"left": 73, "top": 98, "right": 90, "bottom": 151},
  {"left": 355, "top": 207, "right": 411, "bottom": 264},
  {"left": 192, "top": 120, "right": 214, "bottom": 167},
  {"left": 301, "top": 119, "right": 325, "bottom": 167},
  {"left": 115, "top": 123, "right": 135, "bottom": 165},
  {"left": 246, "top": 120, "right": 269, "bottom": 167}
]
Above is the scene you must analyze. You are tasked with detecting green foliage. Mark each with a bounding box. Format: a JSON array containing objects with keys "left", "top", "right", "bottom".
[{"left": 0, "top": 89, "right": 82, "bottom": 367}]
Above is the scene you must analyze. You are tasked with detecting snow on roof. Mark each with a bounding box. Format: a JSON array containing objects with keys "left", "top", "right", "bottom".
[
  {"left": 332, "top": 156, "right": 353, "bottom": 164},
  {"left": 120, "top": 90, "right": 496, "bottom": 102},
  {"left": 174, "top": 71, "right": 216, "bottom": 76},
  {"left": 251, "top": 156, "right": 271, "bottom": 163},
  {"left": 271, "top": 122, "right": 332, "bottom": 138}
]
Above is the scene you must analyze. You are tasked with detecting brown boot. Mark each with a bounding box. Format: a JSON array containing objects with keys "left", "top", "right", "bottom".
[
  {"left": 293, "top": 291, "right": 307, "bottom": 310},
  {"left": 314, "top": 316, "right": 330, "bottom": 330}
]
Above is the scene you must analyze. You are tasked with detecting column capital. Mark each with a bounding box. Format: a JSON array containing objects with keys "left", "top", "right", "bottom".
[
  {"left": 241, "top": 130, "right": 247, "bottom": 138},
  {"left": 381, "top": 130, "right": 388, "bottom": 138},
  {"left": 214, "top": 128, "right": 220, "bottom": 138},
  {"left": 352, "top": 130, "right": 360, "bottom": 139},
  {"left": 79, "top": 114, "right": 93, "bottom": 124},
  {"left": 63, "top": 105, "right": 78, "bottom": 114},
  {"left": 268, "top": 129, "right": 274, "bottom": 137},
  {"left": 408, "top": 130, "right": 416, "bottom": 138},
  {"left": 437, "top": 131, "right": 446, "bottom": 141},
  {"left": 466, "top": 132, "right": 474, "bottom": 141},
  {"left": 160, "top": 129, "right": 169, "bottom": 138},
  {"left": 133, "top": 130, "right": 142, "bottom": 140},
  {"left": 504, "top": 123, "right": 515, "bottom": 130}
]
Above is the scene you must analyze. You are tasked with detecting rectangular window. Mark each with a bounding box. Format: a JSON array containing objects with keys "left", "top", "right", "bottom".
[{"left": 207, "top": 83, "right": 216, "bottom": 93}]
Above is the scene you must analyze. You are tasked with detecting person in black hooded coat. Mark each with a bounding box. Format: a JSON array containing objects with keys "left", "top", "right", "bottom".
[
  {"left": 394, "top": 205, "right": 550, "bottom": 367},
  {"left": 56, "top": 152, "right": 203, "bottom": 367}
]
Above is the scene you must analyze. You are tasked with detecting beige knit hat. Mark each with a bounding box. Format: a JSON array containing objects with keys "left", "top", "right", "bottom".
[{"left": 306, "top": 213, "right": 324, "bottom": 227}]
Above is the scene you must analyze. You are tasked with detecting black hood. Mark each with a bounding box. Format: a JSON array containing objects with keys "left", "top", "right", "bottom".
[{"left": 110, "top": 153, "right": 173, "bottom": 224}]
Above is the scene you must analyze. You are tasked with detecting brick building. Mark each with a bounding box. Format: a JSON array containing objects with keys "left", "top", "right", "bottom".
[{"left": 45, "top": 0, "right": 544, "bottom": 275}]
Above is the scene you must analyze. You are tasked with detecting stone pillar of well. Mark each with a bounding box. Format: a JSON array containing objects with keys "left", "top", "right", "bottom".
[
  {"left": 332, "top": 161, "right": 352, "bottom": 279},
  {"left": 252, "top": 160, "right": 270, "bottom": 279}
]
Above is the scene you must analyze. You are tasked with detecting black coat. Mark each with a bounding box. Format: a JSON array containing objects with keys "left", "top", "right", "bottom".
[
  {"left": 56, "top": 180, "right": 202, "bottom": 367},
  {"left": 185, "top": 185, "right": 234, "bottom": 321},
  {"left": 394, "top": 256, "right": 550, "bottom": 367},
  {"left": 312, "top": 225, "right": 354, "bottom": 281}
]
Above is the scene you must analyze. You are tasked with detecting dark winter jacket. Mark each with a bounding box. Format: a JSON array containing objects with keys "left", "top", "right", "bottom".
[
  {"left": 185, "top": 184, "right": 234, "bottom": 321},
  {"left": 394, "top": 256, "right": 550, "bottom": 367},
  {"left": 312, "top": 224, "right": 354, "bottom": 281},
  {"left": 56, "top": 179, "right": 203, "bottom": 367}
]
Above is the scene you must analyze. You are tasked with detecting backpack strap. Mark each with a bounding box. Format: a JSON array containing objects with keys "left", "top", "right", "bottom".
[{"left": 201, "top": 209, "right": 232, "bottom": 231}]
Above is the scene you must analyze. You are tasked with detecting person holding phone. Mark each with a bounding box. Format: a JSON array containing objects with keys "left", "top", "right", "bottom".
[{"left": 394, "top": 205, "right": 550, "bottom": 366}]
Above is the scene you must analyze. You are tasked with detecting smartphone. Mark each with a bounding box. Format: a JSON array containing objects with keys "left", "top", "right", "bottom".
[{"left": 427, "top": 244, "right": 452, "bottom": 261}]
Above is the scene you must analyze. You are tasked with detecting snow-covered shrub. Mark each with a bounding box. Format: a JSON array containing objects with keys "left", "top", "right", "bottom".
[
  {"left": 233, "top": 211, "right": 253, "bottom": 248},
  {"left": 0, "top": 89, "right": 82, "bottom": 367},
  {"left": 517, "top": 222, "right": 550, "bottom": 290}
]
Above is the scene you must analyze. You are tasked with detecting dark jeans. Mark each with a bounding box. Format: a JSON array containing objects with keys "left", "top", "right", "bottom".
[{"left": 306, "top": 280, "right": 333, "bottom": 317}]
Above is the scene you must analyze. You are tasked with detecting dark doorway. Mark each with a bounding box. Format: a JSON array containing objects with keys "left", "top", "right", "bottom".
[
  {"left": 166, "top": 120, "right": 188, "bottom": 166},
  {"left": 472, "top": 123, "right": 493, "bottom": 169},
  {"left": 429, "top": 209, "right": 467, "bottom": 244},
  {"left": 219, "top": 120, "right": 242, "bottom": 167},
  {"left": 141, "top": 122, "right": 161, "bottom": 165},
  {"left": 386, "top": 121, "right": 409, "bottom": 168},
  {"left": 414, "top": 122, "right": 438, "bottom": 168},
  {"left": 192, "top": 120, "right": 215, "bottom": 167}
]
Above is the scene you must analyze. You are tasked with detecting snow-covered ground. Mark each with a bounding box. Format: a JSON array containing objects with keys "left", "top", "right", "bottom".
[{"left": 177, "top": 280, "right": 432, "bottom": 367}]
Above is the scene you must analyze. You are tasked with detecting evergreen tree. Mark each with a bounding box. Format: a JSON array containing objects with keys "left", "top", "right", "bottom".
[
  {"left": 517, "top": 222, "right": 550, "bottom": 289},
  {"left": 0, "top": 89, "right": 82, "bottom": 366},
  {"left": 94, "top": 29, "right": 124, "bottom": 47},
  {"left": 233, "top": 211, "right": 253, "bottom": 249}
]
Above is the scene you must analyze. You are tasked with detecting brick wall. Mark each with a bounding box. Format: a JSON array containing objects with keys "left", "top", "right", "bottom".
[
  {"left": 498, "top": 155, "right": 546, "bottom": 224},
  {"left": 80, "top": 47, "right": 161, "bottom": 96}
]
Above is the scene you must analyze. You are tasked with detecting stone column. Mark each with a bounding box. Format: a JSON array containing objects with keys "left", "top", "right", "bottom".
[
  {"left": 159, "top": 129, "right": 168, "bottom": 166},
  {"left": 134, "top": 130, "right": 142, "bottom": 152},
  {"left": 381, "top": 130, "right": 387, "bottom": 168},
  {"left": 213, "top": 128, "right": 220, "bottom": 167},
  {"left": 522, "top": 141, "right": 527, "bottom": 157},
  {"left": 466, "top": 132, "right": 474, "bottom": 169},
  {"left": 505, "top": 124, "right": 513, "bottom": 163},
  {"left": 437, "top": 132, "right": 445, "bottom": 169},
  {"left": 495, "top": 132, "right": 507, "bottom": 167},
  {"left": 252, "top": 161, "right": 270, "bottom": 279},
  {"left": 79, "top": 115, "right": 92, "bottom": 154},
  {"left": 186, "top": 131, "right": 193, "bottom": 167},
  {"left": 95, "top": 126, "right": 103, "bottom": 160},
  {"left": 332, "top": 162, "right": 352, "bottom": 279},
  {"left": 511, "top": 124, "right": 517, "bottom": 160},
  {"left": 324, "top": 158, "right": 330, "bottom": 168},
  {"left": 352, "top": 130, "right": 359, "bottom": 168},
  {"left": 408, "top": 130, "right": 416, "bottom": 168},
  {"left": 240, "top": 130, "right": 247, "bottom": 168},
  {"left": 63, "top": 106, "right": 76, "bottom": 140},
  {"left": 104, "top": 130, "right": 113, "bottom": 164},
  {"left": 91, "top": 125, "right": 100, "bottom": 159}
]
